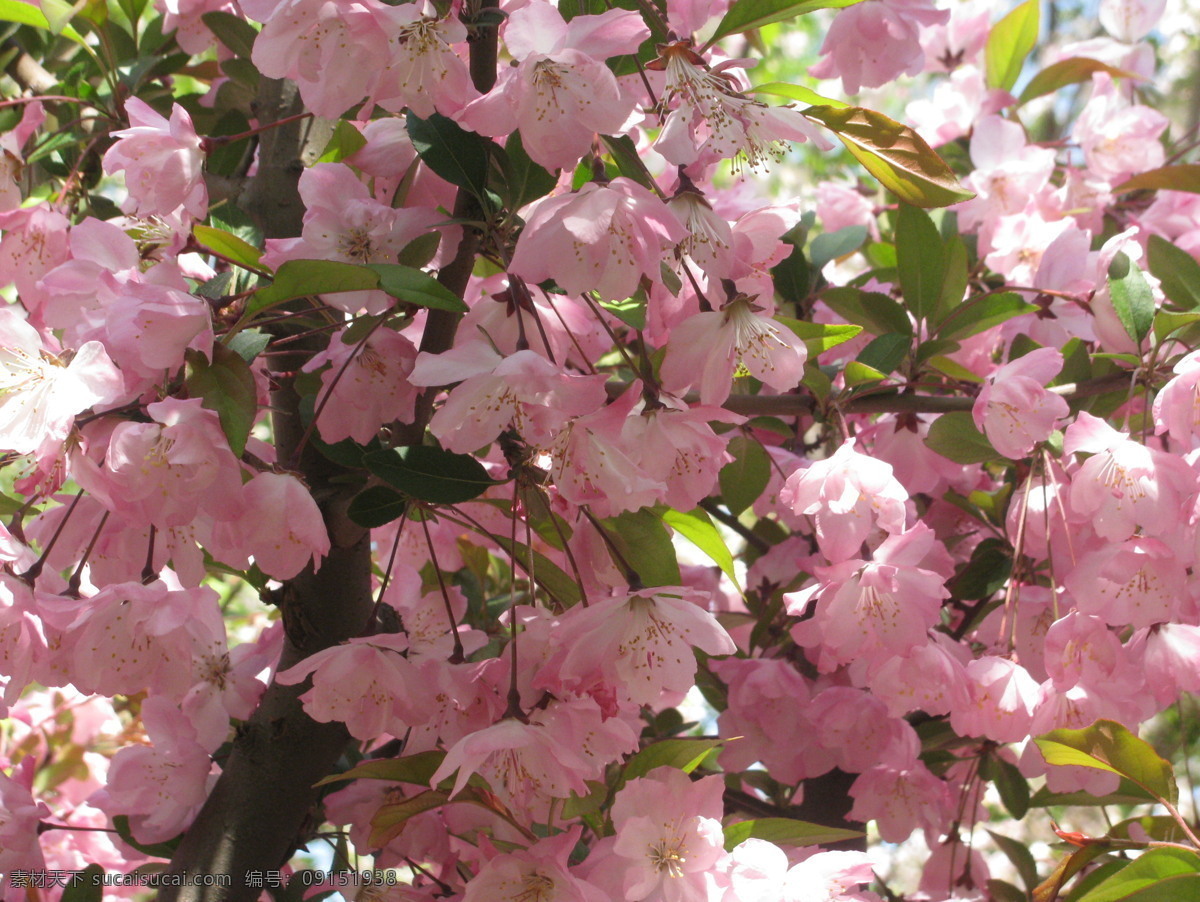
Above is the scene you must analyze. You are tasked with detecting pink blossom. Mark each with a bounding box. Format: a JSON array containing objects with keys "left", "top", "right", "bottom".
[
  {"left": 788, "top": 525, "right": 950, "bottom": 667},
  {"left": 1072, "top": 73, "right": 1168, "bottom": 184},
  {"left": 1065, "top": 411, "right": 1196, "bottom": 541},
  {"left": 303, "top": 325, "right": 419, "bottom": 444},
  {"left": 99, "top": 696, "right": 216, "bottom": 843},
  {"left": 211, "top": 472, "right": 332, "bottom": 579},
  {"left": 0, "top": 204, "right": 70, "bottom": 311},
  {"left": 373, "top": 1, "right": 477, "bottom": 119},
  {"left": 0, "top": 100, "right": 44, "bottom": 212},
  {"left": 252, "top": 0, "right": 393, "bottom": 118},
  {"left": 1100, "top": 0, "right": 1167, "bottom": 44},
  {"left": 0, "top": 308, "right": 123, "bottom": 456},
  {"left": 670, "top": 190, "right": 738, "bottom": 280},
  {"left": 973, "top": 347, "right": 1068, "bottom": 458},
  {"left": 785, "top": 850, "right": 880, "bottom": 902},
  {"left": 660, "top": 298, "right": 809, "bottom": 405},
  {"left": 276, "top": 633, "right": 420, "bottom": 740},
  {"left": 0, "top": 758, "right": 48, "bottom": 877},
  {"left": 849, "top": 759, "right": 953, "bottom": 844},
  {"left": 809, "top": 0, "right": 949, "bottom": 94},
  {"left": 103, "top": 97, "right": 207, "bottom": 220},
  {"left": 430, "top": 716, "right": 594, "bottom": 815},
  {"left": 1064, "top": 537, "right": 1187, "bottom": 628},
  {"left": 1153, "top": 349, "right": 1200, "bottom": 447},
  {"left": 654, "top": 43, "right": 831, "bottom": 169},
  {"left": 510, "top": 178, "right": 687, "bottom": 302},
  {"left": 611, "top": 766, "right": 728, "bottom": 902},
  {"left": 866, "top": 633, "right": 972, "bottom": 718},
  {"left": 457, "top": 4, "right": 647, "bottom": 171},
  {"left": 412, "top": 345, "right": 608, "bottom": 453},
  {"left": 1129, "top": 624, "right": 1200, "bottom": 707},
  {"left": 628, "top": 401, "right": 743, "bottom": 512},
  {"left": 779, "top": 439, "right": 909, "bottom": 563},
  {"left": 553, "top": 586, "right": 736, "bottom": 707},
  {"left": 462, "top": 827, "right": 605, "bottom": 902},
  {"left": 949, "top": 656, "right": 1040, "bottom": 743}
]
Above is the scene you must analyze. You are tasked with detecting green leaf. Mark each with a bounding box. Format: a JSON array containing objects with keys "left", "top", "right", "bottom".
[
  {"left": 193, "top": 223, "right": 264, "bottom": 269},
  {"left": 1114, "top": 164, "right": 1200, "bottom": 195},
  {"left": 843, "top": 360, "right": 889, "bottom": 385},
  {"left": 989, "top": 879, "right": 1030, "bottom": 902},
  {"left": 1154, "top": 311, "right": 1200, "bottom": 344},
  {"left": 316, "top": 119, "right": 367, "bottom": 164},
  {"left": 347, "top": 486, "right": 409, "bottom": 528},
  {"left": 370, "top": 789, "right": 451, "bottom": 849},
  {"left": 810, "top": 225, "right": 868, "bottom": 269},
  {"left": 1036, "top": 721, "right": 1177, "bottom": 805},
  {"left": 821, "top": 287, "right": 913, "bottom": 336},
  {"left": 1034, "top": 845, "right": 1111, "bottom": 902},
  {"left": 708, "top": 0, "right": 866, "bottom": 44},
  {"left": 502, "top": 131, "right": 558, "bottom": 209},
  {"left": 938, "top": 291, "right": 1035, "bottom": 341},
  {"left": 319, "top": 751, "right": 446, "bottom": 786},
  {"left": 662, "top": 507, "right": 740, "bottom": 591},
  {"left": 600, "top": 134, "right": 656, "bottom": 191},
  {"left": 723, "top": 818, "right": 864, "bottom": 852},
  {"left": 112, "top": 814, "right": 181, "bottom": 857},
  {"left": 992, "top": 752, "right": 1031, "bottom": 819},
  {"left": 987, "top": 829, "right": 1040, "bottom": 892},
  {"left": 365, "top": 446, "right": 501, "bottom": 505},
  {"left": 985, "top": 0, "right": 1040, "bottom": 92},
  {"left": 926, "top": 411, "right": 999, "bottom": 464},
  {"left": 1148, "top": 234, "right": 1200, "bottom": 309},
  {"left": 1075, "top": 848, "right": 1200, "bottom": 902},
  {"left": 771, "top": 244, "right": 810, "bottom": 305},
  {"left": 601, "top": 292, "right": 648, "bottom": 330},
  {"left": 937, "top": 234, "right": 970, "bottom": 322},
  {"left": 603, "top": 509, "right": 682, "bottom": 587},
  {"left": 365, "top": 264, "right": 468, "bottom": 312},
  {"left": 747, "top": 82, "right": 848, "bottom": 109},
  {"left": 774, "top": 318, "right": 863, "bottom": 356},
  {"left": 948, "top": 537, "right": 1012, "bottom": 599},
  {"left": 0, "top": 0, "right": 88, "bottom": 43},
  {"left": 247, "top": 259, "right": 379, "bottom": 315},
  {"left": 622, "top": 738, "right": 723, "bottom": 782},
  {"left": 184, "top": 345, "right": 257, "bottom": 456},
  {"left": 855, "top": 332, "right": 909, "bottom": 375},
  {"left": 803, "top": 106, "right": 974, "bottom": 207},
  {"left": 719, "top": 436, "right": 771, "bottom": 516},
  {"left": 1107, "top": 252, "right": 1156, "bottom": 345},
  {"left": 62, "top": 865, "right": 104, "bottom": 902},
  {"left": 490, "top": 532, "right": 583, "bottom": 608},
  {"left": 1018, "top": 57, "right": 1139, "bottom": 105},
  {"left": 406, "top": 112, "right": 491, "bottom": 201},
  {"left": 201, "top": 10, "right": 258, "bottom": 58},
  {"left": 896, "top": 203, "right": 946, "bottom": 323},
  {"left": 1030, "top": 777, "right": 1160, "bottom": 807}
]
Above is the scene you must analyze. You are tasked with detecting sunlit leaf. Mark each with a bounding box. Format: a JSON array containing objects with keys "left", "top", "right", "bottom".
[
  {"left": 985, "top": 0, "right": 1039, "bottom": 92},
  {"left": 1035, "top": 720, "right": 1177, "bottom": 806}
]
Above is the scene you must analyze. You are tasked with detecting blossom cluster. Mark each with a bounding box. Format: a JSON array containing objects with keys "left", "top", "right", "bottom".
[{"left": 1, "top": 0, "right": 1198, "bottom": 899}]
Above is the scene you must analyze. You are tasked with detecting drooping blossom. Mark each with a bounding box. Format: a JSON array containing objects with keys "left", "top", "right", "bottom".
[
  {"left": 780, "top": 439, "right": 909, "bottom": 563},
  {"left": 103, "top": 97, "right": 208, "bottom": 220},
  {"left": 610, "top": 766, "right": 728, "bottom": 902},
  {"left": 373, "top": 0, "right": 477, "bottom": 119},
  {"left": 809, "top": 0, "right": 949, "bottom": 94},
  {"left": 210, "top": 472, "right": 332, "bottom": 580},
  {"left": 551, "top": 586, "right": 736, "bottom": 707},
  {"left": 660, "top": 297, "right": 809, "bottom": 405},
  {"left": 462, "top": 827, "right": 605, "bottom": 902},
  {"left": 652, "top": 40, "right": 831, "bottom": 170},
  {"left": 276, "top": 633, "right": 420, "bottom": 740},
  {"left": 1153, "top": 348, "right": 1200, "bottom": 447},
  {"left": 0, "top": 308, "right": 123, "bottom": 457},
  {"left": 457, "top": 3, "right": 648, "bottom": 171},
  {"left": 0, "top": 100, "right": 44, "bottom": 212},
  {"left": 1072, "top": 73, "right": 1168, "bottom": 185},
  {"left": 510, "top": 178, "right": 687, "bottom": 302},
  {"left": 1064, "top": 537, "right": 1188, "bottom": 629},
  {"left": 949, "top": 656, "right": 1040, "bottom": 744},
  {"left": 972, "top": 347, "right": 1068, "bottom": 459}
]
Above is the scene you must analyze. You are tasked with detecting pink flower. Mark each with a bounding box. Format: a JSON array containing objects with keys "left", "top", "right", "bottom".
[
  {"left": 457, "top": 3, "right": 647, "bottom": 171},
  {"left": 849, "top": 759, "right": 953, "bottom": 844},
  {"left": 0, "top": 204, "right": 71, "bottom": 311},
  {"left": 303, "top": 325, "right": 420, "bottom": 444},
  {"left": 809, "top": 0, "right": 949, "bottom": 94},
  {"left": 779, "top": 439, "right": 909, "bottom": 563},
  {"left": 611, "top": 766, "right": 728, "bottom": 902},
  {"left": 462, "top": 827, "right": 605, "bottom": 902},
  {"left": 653, "top": 43, "right": 831, "bottom": 170},
  {"left": 373, "top": 1, "right": 477, "bottom": 119},
  {"left": 0, "top": 758, "right": 48, "bottom": 877},
  {"left": 785, "top": 850, "right": 879, "bottom": 902},
  {"left": 787, "top": 525, "right": 950, "bottom": 668},
  {"left": 0, "top": 308, "right": 123, "bottom": 456},
  {"left": 552, "top": 586, "right": 735, "bottom": 707},
  {"left": 100, "top": 697, "right": 216, "bottom": 844},
  {"left": 973, "top": 347, "right": 1069, "bottom": 458},
  {"left": 660, "top": 298, "right": 809, "bottom": 405},
  {"left": 1100, "top": 0, "right": 1167, "bottom": 40},
  {"left": 276, "top": 633, "right": 419, "bottom": 740},
  {"left": 103, "top": 97, "right": 207, "bottom": 220},
  {"left": 1065, "top": 411, "right": 1196, "bottom": 542},
  {"left": 628, "top": 401, "right": 743, "bottom": 512},
  {"left": 1064, "top": 537, "right": 1187, "bottom": 628},
  {"left": 1072, "top": 73, "right": 1168, "bottom": 184},
  {"left": 1153, "top": 349, "right": 1200, "bottom": 447},
  {"left": 510, "top": 178, "right": 687, "bottom": 302},
  {"left": 949, "top": 656, "right": 1040, "bottom": 744},
  {"left": 211, "top": 472, "right": 332, "bottom": 580}
]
